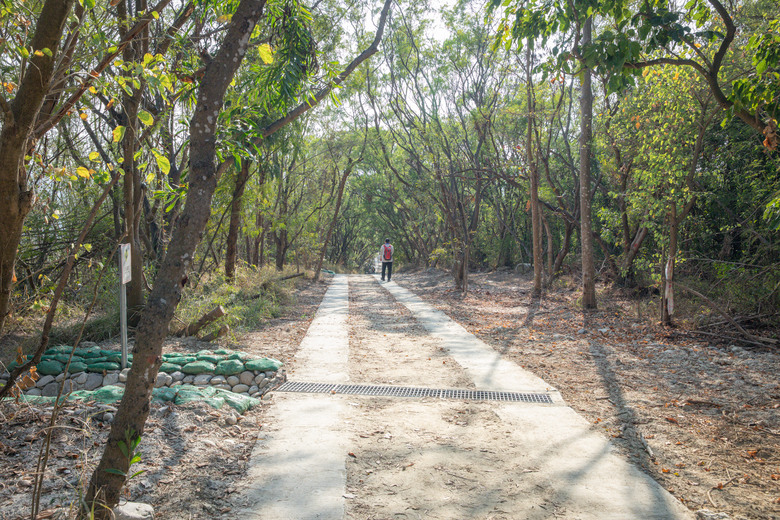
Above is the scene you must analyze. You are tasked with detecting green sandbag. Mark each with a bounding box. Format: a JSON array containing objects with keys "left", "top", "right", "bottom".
[
  {"left": 70, "top": 386, "right": 125, "bottom": 403},
  {"left": 102, "top": 352, "right": 123, "bottom": 363},
  {"left": 197, "top": 354, "right": 225, "bottom": 364},
  {"left": 45, "top": 345, "right": 73, "bottom": 355},
  {"left": 65, "top": 361, "right": 88, "bottom": 374},
  {"left": 152, "top": 387, "right": 178, "bottom": 402},
  {"left": 37, "top": 359, "right": 64, "bottom": 375},
  {"left": 159, "top": 362, "right": 182, "bottom": 373},
  {"left": 164, "top": 355, "right": 197, "bottom": 364},
  {"left": 226, "top": 352, "right": 249, "bottom": 361},
  {"left": 78, "top": 347, "right": 103, "bottom": 359},
  {"left": 245, "top": 357, "right": 283, "bottom": 372},
  {"left": 214, "top": 349, "right": 232, "bottom": 355},
  {"left": 181, "top": 361, "right": 216, "bottom": 374},
  {"left": 214, "top": 359, "right": 244, "bottom": 376},
  {"left": 86, "top": 361, "right": 121, "bottom": 372},
  {"left": 173, "top": 385, "right": 225, "bottom": 409},
  {"left": 54, "top": 353, "right": 84, "bottom": 364},
  {"left": 212, "top": 387, "right": 259, "bottom": 414}
]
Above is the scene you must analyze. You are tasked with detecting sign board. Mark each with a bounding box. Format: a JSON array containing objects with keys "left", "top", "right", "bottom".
[{"left": 120, "top": 243, "right": 132, "bottom": 284}]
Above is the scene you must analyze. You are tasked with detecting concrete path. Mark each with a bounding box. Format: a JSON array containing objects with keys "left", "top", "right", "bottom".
[{"left": 235, "top": 275, "right": 693, "bottom": 519}]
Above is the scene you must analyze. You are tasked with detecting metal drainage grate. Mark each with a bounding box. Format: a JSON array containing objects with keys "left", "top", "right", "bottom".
[{"left": 274, "top": 381, "right": 553, "bottom": 404}]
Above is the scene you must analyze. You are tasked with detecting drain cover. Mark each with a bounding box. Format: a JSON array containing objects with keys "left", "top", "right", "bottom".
[{"left": 274, "top": 381, "right": 553, "bottom": 404}]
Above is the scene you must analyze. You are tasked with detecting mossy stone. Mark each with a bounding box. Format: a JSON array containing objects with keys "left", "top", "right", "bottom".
[
  {"left": 245, "top": 357, "right": 283, "bottom": 372},
  {"left": 181, "top": 361, "right": 216, "bottom": 374},
  {"left": 37, "top": 359, "right": 64, "bottom": 375},
  {"left": 86, "top": 361, "right": 120, "bottom": 372},
  {"left": 214, "top": 359, "right": 245, "bottom": 376},
  {"left": 159, "top": 362, "right": 183, "bottom": 373}
]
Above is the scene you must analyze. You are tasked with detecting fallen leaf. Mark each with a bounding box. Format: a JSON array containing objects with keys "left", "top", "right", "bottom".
[{"left": 665, "top": 417, "right": 679, "bottom": 424}]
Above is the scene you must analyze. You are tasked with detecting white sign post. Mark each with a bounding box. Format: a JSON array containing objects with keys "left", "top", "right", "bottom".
[{"left": 119, "top": 244, "right": 132, "bottom": 369}]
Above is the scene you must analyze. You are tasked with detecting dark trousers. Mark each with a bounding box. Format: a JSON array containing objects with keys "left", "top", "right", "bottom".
[{"left": 381, "top": 261, "right": 393, "bottom": 281}]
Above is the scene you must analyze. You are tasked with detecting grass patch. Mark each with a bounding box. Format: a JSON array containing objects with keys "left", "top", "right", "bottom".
[{"left": 174, "top": 265, "right": 310, "bottom": 338}]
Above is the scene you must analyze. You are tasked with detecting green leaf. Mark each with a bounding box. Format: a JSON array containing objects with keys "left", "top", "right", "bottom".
[
  {"left": 152, "top": 150, "right": 171, "bottom": 176},
  {"left": 104, "top": 468, "right": 126, "bottom": 476},
  {"left": 113, "top": 125, "right": 126, "bottom": 143},
  {"left": 258, "top": 43, "right": 274, "bottom": 64},
  {"left": 138, "top": 110, "right": 154, "bottom": 126}
]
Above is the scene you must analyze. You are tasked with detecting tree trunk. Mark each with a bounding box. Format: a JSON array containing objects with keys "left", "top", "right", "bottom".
[
  {"left": 527, "top": 47, "right": 543, "bottom": 297},
  {"left": 552, "top": 221, "right": 574, "bottom": 277},
  {"left": 274, "top": 229, "right": 288, "bottom": 271},
  {"left": 542, "top": 211, "right": 554, "bottom": 276},
  {"left": 314, "top": 160, "right": 354, "bottom": 281},
  {"left": 0, "top": 0, "right": 76, "bottom": 335},
  {"left": 84, "top": 2, "right": 268, "bottom": 513},
  {"left": 119, "top": 0, "right": 150, "bottom": 325},
  {"left": 225, "top": 160, "right": 251, "bottom": 281},
  {"left": 578, "top": 16, "right": 597, "bottom": 309}
]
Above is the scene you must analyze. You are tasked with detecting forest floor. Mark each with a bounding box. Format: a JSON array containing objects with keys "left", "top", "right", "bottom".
[
  {"left": 1, "top": 268, "right": 778, "bottom": 519},
  {"left": 394, "top": 268, "right": 780, "bottom": 520}
]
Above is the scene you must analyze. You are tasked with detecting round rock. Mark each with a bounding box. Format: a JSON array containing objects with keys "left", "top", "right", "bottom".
[
  {"left": 112, "top": 501, "right": 154, "bottom": 520},
  {"left": 103, "top": 372, "right": 121, "bottom": 386},
  {"left": 84, "top": 373, "right": 104, "bottom": 391},
  {"left": 42, "top": 382, "right": 61, "bottom": 397},
  {"left": 170, "top": 371, "right": 185, "bottom": 382},
  {"left": 193, "top": 374, "right": 212, "bottom": 385},
  {"left": 239, "top": 371, "right": 255, "bottom": 386},
  {"left": 232, "top": 384, "right": 250, "bottom": 394},
  {"left": 36, "top": 375, "right": 56, "bottom": 388},
  {"left": 210, "top": 375, "right": 226, "bottom": 385},
  {"left": 119, "top": 368, "right": 131, "bottom": 382},
  {"left": 226, "top": 375, "right": 240, "bottom": 387}
]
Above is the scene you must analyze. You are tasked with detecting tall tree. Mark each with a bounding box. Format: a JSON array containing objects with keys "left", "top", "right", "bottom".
[{"left": 85, "top": 0, "right": 393, "bottom": 510}]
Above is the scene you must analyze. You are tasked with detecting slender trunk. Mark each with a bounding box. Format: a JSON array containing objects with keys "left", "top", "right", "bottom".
[
  {"left": 0, "top": 0, "right": 76, "bottom": 335},
  {"left": 314, "top": 161, "right": 353, "bottom": 281},
  {"left": 225, "top": 160, "right": 250, "bottom": 281},
  {"left": 527, "top": 47, "right": 543, "bottom": 297},
  {"left": 85, "top": 2, "right": 268, "bottom": 513},
  {"left": 620, "top": 226, "right": 648, "bottom": 284},
  {"left": 552, "top": 221, "right": 574, "bottom": 277},
  {"left": 578, "top": 16, "right": 597, "bottom": 309},
  {"left": 119, "top": 0, "right": 149, "bottom": 325},
  {"left": 542, "top": 211, "right": 554, "bottom": 276}
]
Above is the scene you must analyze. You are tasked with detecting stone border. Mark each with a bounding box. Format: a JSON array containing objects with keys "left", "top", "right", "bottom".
[{"left": 1, "top": 344, "right": 286, "bottom": 402}]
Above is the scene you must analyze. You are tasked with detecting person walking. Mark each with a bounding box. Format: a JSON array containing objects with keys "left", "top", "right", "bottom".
[{"left": 380, "top": 238, "right": 394, "bottom": 282}]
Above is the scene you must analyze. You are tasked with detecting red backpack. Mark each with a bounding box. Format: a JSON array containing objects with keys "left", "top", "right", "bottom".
[{"left": 382, "top": 244, "right": 392, "bottom": 261}]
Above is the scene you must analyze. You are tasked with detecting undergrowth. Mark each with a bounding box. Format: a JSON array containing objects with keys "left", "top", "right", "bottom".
[{"left": 174, "top": 265, "right": 308, "bottom": 339}]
